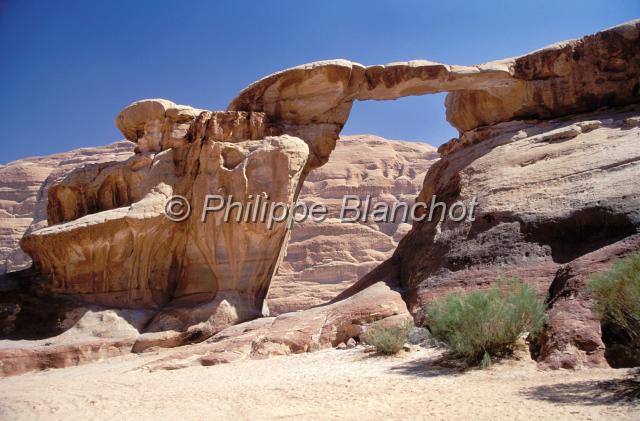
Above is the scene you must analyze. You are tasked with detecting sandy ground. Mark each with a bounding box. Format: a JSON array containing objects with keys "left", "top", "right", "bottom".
[{"left": 0, "top": 346, "right": 638, "bottom": 420}]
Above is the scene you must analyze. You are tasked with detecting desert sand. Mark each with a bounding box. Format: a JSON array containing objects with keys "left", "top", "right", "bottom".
[{"left": 1, "top": 345, "right": 637, "bottom": 420}]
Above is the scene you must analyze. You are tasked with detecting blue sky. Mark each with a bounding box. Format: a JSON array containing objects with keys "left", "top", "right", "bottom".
[{"left": 0, "top": 1, "right": 637, "bottom": 164}]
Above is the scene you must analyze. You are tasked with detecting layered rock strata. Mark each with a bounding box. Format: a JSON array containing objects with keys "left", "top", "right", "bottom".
[
  {"left": 0, "top": 142, "right": 135, "bottom": 275},
  {"left": 268, "top": 135, "right": 438, "bottom": 314},
  {"left": 139, "top": 281, "right": 410, "bottom": 371},
  {"left": 20, "top": 102, "right": 309, "bottom": 341},
  {"left": 536, "top": 234, "right": 640, "bottom": 369},
  {"left": 343, "top": 105, "right": 640, "bottom": 305},
  {"left": 0, "top": 135, "right": 437, "bottom": 316},
  {"left": 1, "top": 20, "right": 638, "bottom": 375},
  {"left": 230, "top": 20, "right": 639, "bottom": 167}
]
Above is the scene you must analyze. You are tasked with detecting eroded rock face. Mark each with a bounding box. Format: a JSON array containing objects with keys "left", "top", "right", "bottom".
[
  {"left": 0, "top": 304, "right": 154, "bottom": 376},
  {"left": 230, "top": 20, "right": 639, "bottom": 167},
  {"left": 338, "top": 106, "right": 640, "bottom": 368},
  {"left": 20, "top": 101, "right": 309, "bottom": 340},
  {"left": 446, "top": 20, "right": 640, "bottom": 131},
  {"left": 0, "top": 135, "right": 435, "bottom": 317},
  {"left": 140, "top": 281, "right": 410, "bottom": 371},
  {"left": 342, "top": 105, "right": 640, "bottom": 368},
  {"left": 268, "top": 135, "right": 438, "bottom": 314},
  {"left": 536, "top": 235, "right": 640, "bottom": 370},
  {"left": 0, "top": 142, "right": 135, "bottom": 275},
  {"left": 0, "top": 273, "right": 411, "bottom": 376}
]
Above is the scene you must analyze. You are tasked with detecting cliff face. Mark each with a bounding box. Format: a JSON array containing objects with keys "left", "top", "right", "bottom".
[
  {"left": 346, "top": 105, "right": 640, "bottom": 292},
  {"left": 0, "top": 132, "right": 419, "bottom": 376},
  {"left": 17, "top": 104, "right": 310, "bottom": 351},
  {"left": 268, "top": 135, "right": 438, "bottom": 314},
  {"left": 336, "top": 23, "right": 640, "bottom": 369},
  {"left": 0, "top": 135, "right": 437, "bottom": 316},
  {"left": 0, "top": 142, "right": 136, "bottom": 275}
]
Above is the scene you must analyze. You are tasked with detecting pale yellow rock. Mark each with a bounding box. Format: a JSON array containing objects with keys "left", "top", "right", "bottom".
[
  {"left": 230, "top": 20, "right": 640, "bottom": 166},
  {"left": 20, "top": 123, "right": 309, "bottom": 343},
  {"left": 0, "top": 141, "right": 135, "bottom": 274},
  {"left": 115, "top": 99, "right": 273, "bottom": 153},
  {"left": 268, "top": 135, "right": 438, "bottom": 314},
  {"left": 1, "top": 135, "right": 436, "bottom": 319},
  {"left": 15, "top": 102, "right": 301, "bottom": 321}
]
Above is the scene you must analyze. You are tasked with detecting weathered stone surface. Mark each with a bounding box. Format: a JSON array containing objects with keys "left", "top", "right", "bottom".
[
  {"left": 341, "top": 106, "right": 640, "bottom": 334},
  {"left": 0, "top": 296, "right": 154, "bottom": 377},
  {"left": 447, "top": 20, "right": 640, "bottom": 131},
  {"left": 536, "top": 234, "right": 640, "bottom": 370},
  {"left": 20, "top": 102, "right": 309, "bottom": 341},
  {"left": 2, "top": 117, "right": 309, "bottom": 373},
  {"left": 0, "top": 219, "right": 33, "bottom": 275},
  {"left": 227, "top": 58, "right": 513, "bottom": 168},
  {"left": 268, "top": 135, "right": 438, "bottom": 314},
  {"left": 116, "top": 99, "right": 276, "bottom": 154},
  {"left": 230, "top": 20, "right": 639, "bottom": 167},
  {"left": 0, "top": 135, "right": 435, "bottom": 318},
  {"left": 0, "top": 142, "right": 135, "bottom": 274},
  {"left": 142, "top": 281, "right": 409, "bottom": 371}
]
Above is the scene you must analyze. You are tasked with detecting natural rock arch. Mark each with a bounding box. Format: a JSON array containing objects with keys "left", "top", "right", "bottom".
[
  {"left": 13, "top": 19, "right": 640, "bottom": 357},
  {"left": 227, "top": 19, "right": 639, "bottom": 169}
]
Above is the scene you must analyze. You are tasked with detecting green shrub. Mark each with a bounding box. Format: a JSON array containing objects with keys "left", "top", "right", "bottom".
[
  {"left": 590, "top": 252, "right": 640, "bottom": 350},
  {"left": 364, "top": 320, "right": 413, "bottom": 355},
  {"left": 425, "top": 278, "right": 545, "bottom": 366}
]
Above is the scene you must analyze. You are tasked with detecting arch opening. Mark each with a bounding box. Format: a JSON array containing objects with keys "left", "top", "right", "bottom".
[{"left": 342, "top": 93, "right": 457, "bottom": 147}]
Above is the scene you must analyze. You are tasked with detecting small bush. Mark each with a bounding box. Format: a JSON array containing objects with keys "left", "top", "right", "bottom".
[
  {"left": 590, "top": 252, "right": 640, "bottom": 352},
  {"left": 426, "top": 278, "right": 545, "bottom": 366},
  {"left": 364, "top": 320, "right": 413, "bottom": 355}
]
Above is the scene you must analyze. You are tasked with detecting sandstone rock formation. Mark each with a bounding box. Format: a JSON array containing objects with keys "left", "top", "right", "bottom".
[
  {"left": 268, "top": 135, "right": 438, "bottom": 314},
  {"left": 229, "top": 20, "right": 639, "bottom": 167},
  {"left": 0, "top": 304, "right": 154, "bottom": 376},
  {"left": 0, "top": 142, "right": 135, "bottom": 275},
  {"left": 0, "top": 264, "right": 411, "bottom": 376},
  {"left": 536, "top": 234, "right": 640, "bottom": 370},
  {"left": 1, "top": 20, "right": 638, "bottom": 376},
  {"left": 19, "top": 102, "right": 309, "bottom": 345},
  {"left": 141, "top": 281, "right": 410, "bottom": 371},
  {"left": 341, "top": 104, "right": 640, "bottom": 369},
  {"left": 218, "top": 20, "right": 640, "bottom": 369},
  {"left": 0, "top": 135, "right": 437, "bottom": 316}
]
